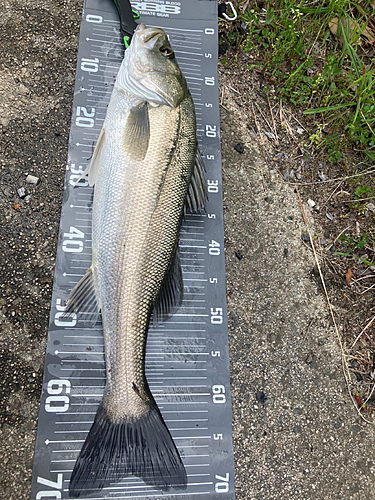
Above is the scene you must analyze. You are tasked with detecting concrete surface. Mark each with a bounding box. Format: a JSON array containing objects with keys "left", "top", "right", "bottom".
[{"left": 0, "top": 0, "right": 374, "bottom": 499}]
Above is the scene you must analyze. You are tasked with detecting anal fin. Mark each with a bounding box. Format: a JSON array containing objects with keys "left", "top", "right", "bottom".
[{"left": 152, "top": 248, "right": 183, "bottom": 323}]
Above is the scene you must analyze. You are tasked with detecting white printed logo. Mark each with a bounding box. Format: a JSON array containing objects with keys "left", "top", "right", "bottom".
[{"left": 131, "top": 2, "right": 181, "bottom": 16}]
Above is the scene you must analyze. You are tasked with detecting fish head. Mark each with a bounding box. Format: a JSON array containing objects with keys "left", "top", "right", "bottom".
[{"left": 119, "top": 24, "right": 188, "bottom": 108}]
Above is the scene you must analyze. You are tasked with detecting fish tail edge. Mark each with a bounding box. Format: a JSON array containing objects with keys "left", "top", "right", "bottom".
[{"left": 68, "top": 403, "right": 187, "bottom": 498}]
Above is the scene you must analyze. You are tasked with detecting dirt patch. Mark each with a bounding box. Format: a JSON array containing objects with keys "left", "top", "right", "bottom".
[
  {"left": 0, "top": 1, "right": 82, "bottom": 498},
  {"left": 218, "top": 17, "right": 375, "bottom": 420}
]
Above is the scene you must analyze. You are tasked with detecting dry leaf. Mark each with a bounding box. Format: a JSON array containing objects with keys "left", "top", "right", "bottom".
[
  {"left": 346, "top": 267, "right": 353, "bottom": 285},
  {"left": 329, "top": 16, "right": 375, "bottom": 45}
]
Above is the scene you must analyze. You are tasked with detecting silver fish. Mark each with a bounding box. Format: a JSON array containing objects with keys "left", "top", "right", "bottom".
[{"left": 66, "top": 23, "right": 206, "bottom": 498}]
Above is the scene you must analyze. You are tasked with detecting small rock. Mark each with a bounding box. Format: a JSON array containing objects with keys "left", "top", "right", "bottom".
[
  {"left": 329, "top": 245, "right": 336, "bottom": 252},
  {"left": 319, "top": 172, "right": 328, "bottom": 181},
  {"left": 326, "top": 213, "right": 334, "bottom": 221},
  {"left": 283, "top": 248, "right": 288, "bottom": 256},
  {"left": 333, "top": 202, "right": 339, "bottom": 208},
  {"left": 284, "top": 170, "right": 295, "bottom": 181},
  {"left": 306, "top": 353, "right": 314, "bottom": 364},
  {"left": 17, "top": 187, "right": 27, "bottom": 198},
  {"left": 235, "top": 252, "right": 242, "bottom": 260},
  {"left": 351, "top": 360, "right": 359, "bottom": 368},
  {"left": 296, "top": 127, "right": 304, "bottom": 134},
  {"left": 293, "top": 426, "right": 302, "bottom": 435},
  {"left": 256, "top": 392, "right": 267, "bottom": 404},
  {"left": 307, "top": 199, "right": 316, "bottom": 208},
  {"left": 312, "top": 266, "right": 319, "bottom": 277},
  {"left": 264, "top": 132, "right": 276, "bottom": 140},
  {"left": 234, "top": 142, "right": 245, "bottom": 154},
  {"left": 289, "top": 169, "right": 297, "bottom": 180},
  {"left": 302, "top": 234, "right": 310, "bottom": 242},
  {"left": 26, "top": 174, "right": 39, "bottom": 185},
  {"left": 14, "top": 77, "right": 20, "bottom": 83},
  {"left": 366, "top": 203, "right": 375, "bottom": 212},
  {"left": 18, "top": 83, "right": 29, "bottom": 95},
  {"left": 324, "top": 229, "right": 330, "bottom": 238}
]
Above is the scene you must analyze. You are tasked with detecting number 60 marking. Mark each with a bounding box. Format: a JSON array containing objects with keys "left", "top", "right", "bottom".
[{"left": 212, "top": 384, "right": 226, "bottom": 404}]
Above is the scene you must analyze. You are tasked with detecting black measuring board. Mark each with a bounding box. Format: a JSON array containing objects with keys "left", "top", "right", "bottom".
[{"left": 30, "top": 1, "right": 234, "bottom": 499}]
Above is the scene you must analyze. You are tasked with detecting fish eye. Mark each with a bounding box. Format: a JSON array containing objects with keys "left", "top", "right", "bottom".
[{"left": 160, "top": 47, "right": 174, "bottom": 59}]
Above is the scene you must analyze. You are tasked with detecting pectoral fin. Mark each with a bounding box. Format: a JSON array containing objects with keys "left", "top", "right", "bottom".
[
  {"left": 122, "top": 102, "right": 150, "bottom": 161},
  {"left": 185, "top": 147, "right": 207, "bottom": 213}
]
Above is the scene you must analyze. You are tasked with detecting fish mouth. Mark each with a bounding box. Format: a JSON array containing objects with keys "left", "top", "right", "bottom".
[{"left": 136, "top": 24, "right": 166, "bottom": 49}]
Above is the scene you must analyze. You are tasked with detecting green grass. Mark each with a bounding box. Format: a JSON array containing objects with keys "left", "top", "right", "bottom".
[{"left": 238, "top": 0, "right": 375, "bottom": 163}]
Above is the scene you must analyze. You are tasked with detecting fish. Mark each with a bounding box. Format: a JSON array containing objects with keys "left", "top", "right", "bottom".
[{"left": 66, "top": 23, "right": 206, "bottom": 498}]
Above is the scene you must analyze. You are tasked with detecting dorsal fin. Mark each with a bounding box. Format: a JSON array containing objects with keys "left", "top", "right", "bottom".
[{"left": 185, "top": 147, "right": 207, "bottom": 214}]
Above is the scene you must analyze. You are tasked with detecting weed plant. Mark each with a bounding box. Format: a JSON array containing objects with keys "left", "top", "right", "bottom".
[{"left": 240, "top": 0, "right": 375, "bottom": 163}]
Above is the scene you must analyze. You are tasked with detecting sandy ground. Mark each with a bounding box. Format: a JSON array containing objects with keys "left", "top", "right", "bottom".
[{"left": 0, "top": 0, "right": 375, "bottom": 499}]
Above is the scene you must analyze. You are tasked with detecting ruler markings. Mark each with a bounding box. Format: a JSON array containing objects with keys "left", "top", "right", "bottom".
[{"left": 31, "top": 4, "right": 233, "bottom": 500}]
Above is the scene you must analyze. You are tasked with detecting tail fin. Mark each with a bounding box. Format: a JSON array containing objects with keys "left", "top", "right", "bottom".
[{"left": 69, "top": 403, "right": 187, "bottom": 498}]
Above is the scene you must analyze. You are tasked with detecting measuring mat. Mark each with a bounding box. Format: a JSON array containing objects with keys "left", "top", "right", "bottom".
[{"left": 31, "top": 0, "right": 235, "bottom": 498}]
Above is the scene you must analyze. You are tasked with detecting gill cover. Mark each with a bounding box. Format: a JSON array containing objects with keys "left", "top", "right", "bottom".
[{"left": 117, "top": 23, "right": 187, "bottom": 108}]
